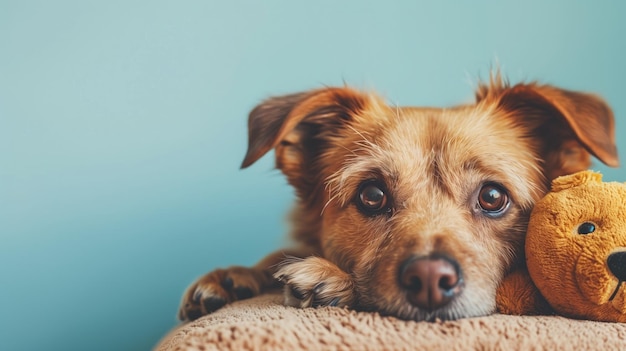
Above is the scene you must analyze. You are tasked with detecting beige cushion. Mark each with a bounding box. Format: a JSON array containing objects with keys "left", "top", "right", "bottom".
[{"left": 156, "top": 292, "right": 626, "bottom": 350}]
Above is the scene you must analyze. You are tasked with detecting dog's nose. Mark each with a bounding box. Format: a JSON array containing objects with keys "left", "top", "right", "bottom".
[
  {"left": 399, "top": 254, "right": 463, "bottom": 311},
  {"left": 607, "top": 252, "right": 626, "bottom": 281}
]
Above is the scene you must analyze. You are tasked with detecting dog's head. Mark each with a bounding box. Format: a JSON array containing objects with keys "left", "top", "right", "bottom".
[{"left": 241, "top": 78, "right": 618, "bottom": 320}]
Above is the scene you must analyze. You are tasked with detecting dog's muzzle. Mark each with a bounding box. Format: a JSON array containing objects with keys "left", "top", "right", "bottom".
[{"left": 399, "top": 254, "right": 464, "bottom": 311}]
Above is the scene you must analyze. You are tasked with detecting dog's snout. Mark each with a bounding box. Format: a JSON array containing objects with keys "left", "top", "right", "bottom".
[
  {"left": 399, "top": 255, "right": 464, "bottom": 311},
  {"left": 607, "top": 252, "right": 626, "bottom": 281}
]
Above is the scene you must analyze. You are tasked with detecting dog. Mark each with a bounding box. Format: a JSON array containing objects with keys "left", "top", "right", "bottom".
[{"left": 178, "top": 75, "right": 618, "bottom": 322}]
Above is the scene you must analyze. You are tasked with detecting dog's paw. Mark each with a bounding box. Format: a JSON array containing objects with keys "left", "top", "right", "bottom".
[
  {"left": 178, "top": 266, "right": 268, "bottom": 321},
  {"left": 274, "top": 256, "right": 355, "bottom": 308}
]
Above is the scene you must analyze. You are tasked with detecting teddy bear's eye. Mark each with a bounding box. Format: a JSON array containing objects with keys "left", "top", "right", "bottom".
[{"left": 577, "top": 222, "right": 596, "bottom": 235}]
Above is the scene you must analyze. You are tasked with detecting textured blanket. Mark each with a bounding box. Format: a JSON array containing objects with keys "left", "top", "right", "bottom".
[{"left": 156, "top": 292, "right": 626, "bottom": 350}]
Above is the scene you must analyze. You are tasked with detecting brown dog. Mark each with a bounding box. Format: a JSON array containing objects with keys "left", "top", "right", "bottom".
[{"left": 178, "top": 76, "right": 618, "bottom": 322}]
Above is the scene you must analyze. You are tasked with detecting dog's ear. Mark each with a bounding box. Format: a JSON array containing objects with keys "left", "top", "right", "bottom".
[
  {"left": 478, "top": 81, "right": 619, "bottom": 180},
  {"left": 241, "top": 87, "right": 370, "bottom": 195}
]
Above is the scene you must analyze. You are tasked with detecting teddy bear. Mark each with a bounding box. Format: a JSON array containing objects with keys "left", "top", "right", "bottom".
[{"left": 496, "top": 170, "right": 626, "bottom": 322}]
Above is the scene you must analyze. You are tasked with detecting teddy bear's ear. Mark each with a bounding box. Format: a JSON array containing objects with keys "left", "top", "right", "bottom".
[{"left": 550, "top": 170, "right": 603, "bottom": 192}]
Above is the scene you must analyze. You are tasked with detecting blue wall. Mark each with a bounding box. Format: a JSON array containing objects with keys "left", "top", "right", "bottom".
[{"left": 2, "top": 1, "right": 625, "bottom": 350}]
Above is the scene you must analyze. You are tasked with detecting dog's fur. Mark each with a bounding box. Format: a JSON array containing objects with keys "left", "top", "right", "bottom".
[{"left": 179, "top": 76, "right": 618, "bottom": 322}]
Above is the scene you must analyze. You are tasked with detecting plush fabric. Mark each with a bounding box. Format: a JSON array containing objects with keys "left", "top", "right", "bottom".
[
  {"left": 156, "top": 292, "right": 626, "bottom": 351},
  {"left": 497, "top": 171, "right": 626, "bottom": 322}
]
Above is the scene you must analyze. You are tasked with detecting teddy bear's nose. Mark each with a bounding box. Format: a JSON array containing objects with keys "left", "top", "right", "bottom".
[{"left": 607, "top": 252, "right": 626, "bottom": 281}]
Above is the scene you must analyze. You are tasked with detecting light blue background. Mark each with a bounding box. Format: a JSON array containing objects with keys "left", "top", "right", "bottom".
[{"left": 2, "top": 1, "right": 625, "bottom": 350}]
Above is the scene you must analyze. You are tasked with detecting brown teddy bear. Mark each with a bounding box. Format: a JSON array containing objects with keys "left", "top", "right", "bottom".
[{"left": 497, "top": 170, "right": 626, "bottom": 322}]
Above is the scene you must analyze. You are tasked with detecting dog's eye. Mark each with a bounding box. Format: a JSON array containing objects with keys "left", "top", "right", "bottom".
[
  {"left": 356, "top": 181, "right": 390, "bottom": 216},
  {"left": 477, "top": 183, "right": 509, "bottom": 217},
  {"left": 577, "top": 222, "right": 596, "bottom": 235}
]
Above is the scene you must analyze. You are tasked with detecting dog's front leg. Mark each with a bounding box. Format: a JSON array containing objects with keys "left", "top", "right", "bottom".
[
  {"left": 178, "top": 247, "right": 315, "bottom": 321},
  {"left": 274, "top": 256, "right": 355, "bottom": 308}
]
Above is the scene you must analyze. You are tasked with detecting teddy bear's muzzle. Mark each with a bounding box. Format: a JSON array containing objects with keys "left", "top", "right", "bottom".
[
  {"left": 607, "top": 252, "right": 626, "bottom": 301},
  {"left": 607, "top": 252, "right": 626, "bottom": 280}
]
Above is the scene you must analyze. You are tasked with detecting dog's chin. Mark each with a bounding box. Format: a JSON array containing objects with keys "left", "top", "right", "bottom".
[{"left": 361, "top": 290, "right": 496, "bottom": 322}]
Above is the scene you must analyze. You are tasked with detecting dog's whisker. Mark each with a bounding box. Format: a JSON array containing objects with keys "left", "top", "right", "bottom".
[{"left": 321, "top": 192, "right": 340, "bottom": 215}]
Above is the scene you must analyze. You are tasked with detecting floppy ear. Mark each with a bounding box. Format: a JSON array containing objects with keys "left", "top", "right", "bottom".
[
  {"left": 241, "top": 87, "right": 370, "bottom": 198},
  {"left": 478, "top": 80, "right": 619, "bottom": 180}
]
